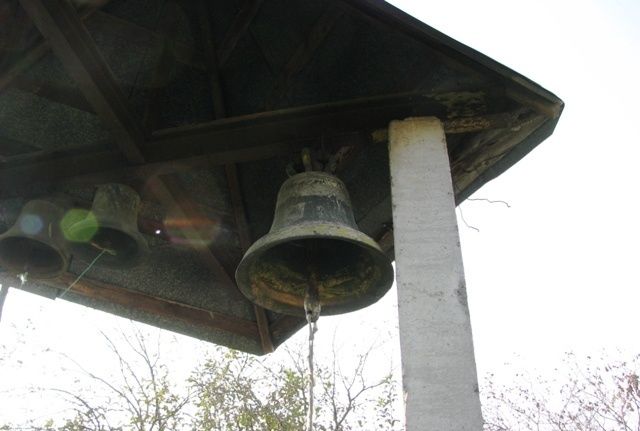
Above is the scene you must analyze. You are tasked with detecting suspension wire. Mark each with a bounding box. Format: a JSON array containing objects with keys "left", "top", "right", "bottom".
[
  {"left": 304, "top": 271, "right": 321, "bottom": 431},
  {"left": 58, "top": 249, "right": 107, "bottom": 299}
]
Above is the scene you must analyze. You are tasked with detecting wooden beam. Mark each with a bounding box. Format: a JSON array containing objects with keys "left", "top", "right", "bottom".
[
  {"left": 12, "top": 75, "right": 93, "bottom": 112},
  {"left": 87, "top": 11, "right": 206, "bottom": 71},
  {"left": 0, "top": 6, "right": 100, "bottom": 94},
  {"left": 142, "top": 41, "right": 173, "bottom": 134},
  {"left": 197, "top": 0, "right": 227, "bottom": 118},
  {"left": 47, "top": 273, "right": 259, "bottom": 339},
  {"left": 0, "top": 134, "right": 42, "bottom": 160},
  {"left": 264, "top": 5, "right": 343, "bottom": 109},
  {"left": 0, "top": 90, "right": 513, "bottom": 197},
  {"left": 225, "top": 163, "right": 274, "bottom": 353},
  {"left": 451, "top": 113, "right": 547, "bottom": 193},
  {"left": 149, "top": 89, "right": 498, "bottom": 160},
  {"left": 19, "top": 0, "right": 146, "bottom": 163},
  {"left": 0, "top": 141, "right": 293, "bottom": 198},
  {"left": 217, "top": 0, "right": 264, "bottom": 67},
  {"left": 198, "top": 2, "right": 274, "bottom": 353},
  {"left": 225, "top": 164, "right": 252, "bottom": 251},
  {"left": 371, "top": 111, "right": 522, "bottom": 144},
  {"left": 0, "top": 6, "right": 201, "bottom": 96},
  {"left": 0, "top": 40, "right": 49, "bottom": 93}
]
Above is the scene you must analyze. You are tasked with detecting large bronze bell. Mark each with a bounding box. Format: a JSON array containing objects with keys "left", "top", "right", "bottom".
[
  {"left": 0, "top": 199, "right": 69, "bottom": 279},
  {"left": 235, "top": 171, "right": 394, "bottom": 316},
  {"left": 67, "top": 183, "right": 147, "bottom": 268}
]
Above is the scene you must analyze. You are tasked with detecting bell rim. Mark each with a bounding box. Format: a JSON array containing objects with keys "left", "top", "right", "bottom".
[
  {"left": 0, "top": 233, "right": 69, "bottom": 279},
  {"left": 66, "top": 218, "right": 148, "bottom": 268},
  {"left": 235, "top": 222, "right": 394, "bottom": 317}
]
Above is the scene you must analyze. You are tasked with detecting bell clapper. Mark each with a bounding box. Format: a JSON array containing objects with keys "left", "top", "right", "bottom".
[{"left": 90, "top": 240, "right": 117, "bottom": 256}]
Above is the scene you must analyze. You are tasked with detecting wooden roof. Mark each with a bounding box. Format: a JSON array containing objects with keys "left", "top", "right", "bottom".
[{"left": 0, "top": 0, "right": 563, "bottom": 354}]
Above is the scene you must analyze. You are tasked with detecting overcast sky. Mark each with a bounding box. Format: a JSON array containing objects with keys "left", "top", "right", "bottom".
[{"left": 2, "top": 0, "right": 640, "bottom": 425}]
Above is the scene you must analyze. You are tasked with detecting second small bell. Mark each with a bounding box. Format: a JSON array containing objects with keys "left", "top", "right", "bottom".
[
  {"left": 235, "top": 171, "right": 394, "bottom": 317},
  {"left": 66, "top": 183, "right": 147, "bottom": 268}
]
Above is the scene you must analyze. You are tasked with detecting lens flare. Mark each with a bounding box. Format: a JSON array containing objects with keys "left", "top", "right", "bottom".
[
  {"left": 19, "top": 214, "right": 43, "bottom": 236},
  {"left": 60, "top": 209, "right": 98, "bottom": 242},
  {"left": 162, "top": 215, "right": 222, "bottom": 247}
]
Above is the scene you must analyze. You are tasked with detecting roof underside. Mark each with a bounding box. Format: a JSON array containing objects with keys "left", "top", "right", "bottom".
[{"left": 0, "top": 0, "right": 563, "bottom": 354}]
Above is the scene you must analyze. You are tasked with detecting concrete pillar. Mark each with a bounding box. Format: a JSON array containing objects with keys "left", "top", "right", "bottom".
[{"left": 388, "top": 117, "right": 483, "bottom": 430}]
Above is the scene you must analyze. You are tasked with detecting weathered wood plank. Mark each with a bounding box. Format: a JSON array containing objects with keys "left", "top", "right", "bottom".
[
  {"left": 47, "top": 273, "right": 259, "bottom": 339},
  {"left": 451, "top": 113, "right": 547, "bottom": 193},
  {"left": 149, "top": 90, "right": 495, "bottom": 159}
]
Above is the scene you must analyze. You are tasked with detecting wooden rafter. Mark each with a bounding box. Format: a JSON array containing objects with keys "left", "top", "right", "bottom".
[
  {"left": 0, "top": 91, "right": 521, "bottom": 198},
  {"left": 225, "top": 163, "right": 274, "bottom": 353},
  {"left": 451, "top": 113, "right": 547, "bottom": 193},
  {"left": 149, "top": 89, "right": 504, "bottom": 159},
  {"left": 19, "top": 0, "right": 146, "bottom": 163},
  {"left": 197, "top": 0, "right": 226, "bottom": 119},
  {"left": 142, "top": 40, "right": 173, "bottom": 134},
  {"left": 0, "top": 6, "right": 202, "bottom": 96},
  {"left": 264, "top": 5, "right": 343, "bottom": 109},
  {"left": 217, "top": 0, "right": 264, "bottom": 67},
  {"left": 88, "top": 11, "right": 205, "bottom": 71},
  {"left": 12, "top": 75, "right": 93, "bottom": 112},
  {"left": 0, "top": 6, "right": 98, "bottom": 94},
  {"left": 0, "top": 141, "right": 292, "bottom": 197},
  {"left": 198, "top": 0, "right": 274, "bottom": 353}
]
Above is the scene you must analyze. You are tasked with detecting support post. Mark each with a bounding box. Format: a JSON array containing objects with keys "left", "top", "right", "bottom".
[{"left": 388, "top": 117, "right": 483, "bottom": 430}]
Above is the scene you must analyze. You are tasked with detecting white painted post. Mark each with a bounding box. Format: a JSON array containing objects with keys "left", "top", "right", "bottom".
[{"left": 388, "top": 117, "right": 483, "bottom": 430}]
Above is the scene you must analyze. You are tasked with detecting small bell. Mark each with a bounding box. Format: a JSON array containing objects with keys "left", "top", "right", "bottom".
[
  {"left": 0, "top": 199, "right": 69, "bottom": 279},
  {"left": 66, "top": 183, "right": 147, "bottom": 268},
  {"left": 235, "top": 171, "right": 394, "bottom": 316}
]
